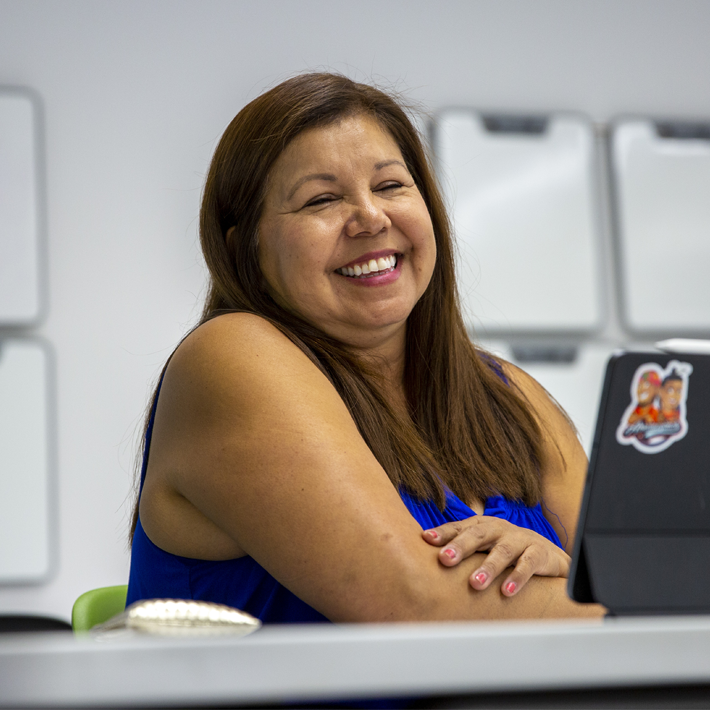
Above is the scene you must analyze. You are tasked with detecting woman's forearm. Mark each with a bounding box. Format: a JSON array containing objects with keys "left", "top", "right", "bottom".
[{"left": 326, "top": 550, "right": 604, "bottom": 623}]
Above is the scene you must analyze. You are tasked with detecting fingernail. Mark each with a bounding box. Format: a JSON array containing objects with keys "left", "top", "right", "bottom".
[
  {"left": 474, "top": 572, "right": 488, "bottom": 585},
  {"left": 427, "top": 530, "right": 439, "bottom": 540},
  {"left": 443, "top": 548, "right": 456, "bottom": 560},
  {"left": 505, "top": 581, "right": 517, "bottom": 595}
]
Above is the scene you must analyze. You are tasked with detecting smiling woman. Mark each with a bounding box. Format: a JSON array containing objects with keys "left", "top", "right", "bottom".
[{"left": 126, "top": 73, "right": 604, "bottom": 624}]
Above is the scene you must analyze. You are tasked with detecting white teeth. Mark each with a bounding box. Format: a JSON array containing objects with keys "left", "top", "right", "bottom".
[{"left": 337, "top": 254, "right": 398, "bottom": 278}]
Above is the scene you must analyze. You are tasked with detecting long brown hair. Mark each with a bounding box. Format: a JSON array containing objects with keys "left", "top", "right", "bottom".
[{"left": 130, "top": 73, "right": 544, "bottom": 540}]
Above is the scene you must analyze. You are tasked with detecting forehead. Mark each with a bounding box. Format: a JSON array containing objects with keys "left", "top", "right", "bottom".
[{"left": 267, "top": 115, "right": 404, "bottom": 189}]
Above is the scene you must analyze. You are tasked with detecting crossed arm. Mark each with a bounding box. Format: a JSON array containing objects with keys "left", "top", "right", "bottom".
[{"left": 139, "top": 314, "right": 604, "bottom": 622}]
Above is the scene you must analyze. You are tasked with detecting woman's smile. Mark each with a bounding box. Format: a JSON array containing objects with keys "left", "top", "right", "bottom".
[{"left": 335, "top": 250, "right": 401, "bottom": 283}]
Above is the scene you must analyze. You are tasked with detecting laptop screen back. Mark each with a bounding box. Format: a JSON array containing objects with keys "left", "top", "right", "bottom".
[{"left": 569, "top": 351, "right": 710, "bottom": 614}]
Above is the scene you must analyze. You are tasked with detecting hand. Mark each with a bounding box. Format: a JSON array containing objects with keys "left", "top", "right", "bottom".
[{"left": 422, "top": 516, "right": 570, "bottom": 596}]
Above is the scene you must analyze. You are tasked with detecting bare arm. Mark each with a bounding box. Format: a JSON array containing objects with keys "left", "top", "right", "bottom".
[{"left": 141, "top": 314, "right": 603, "bottom": 622}]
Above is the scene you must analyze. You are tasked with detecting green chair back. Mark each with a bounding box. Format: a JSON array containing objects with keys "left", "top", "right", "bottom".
[{"left": 72, "top": 584, "right": 128, "bottom": 632}]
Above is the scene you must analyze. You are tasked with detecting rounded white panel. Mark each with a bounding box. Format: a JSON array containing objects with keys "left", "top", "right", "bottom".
[
  {"left": 0, "top": 339, "right": 51, "bottom": 583},
  {"left": 0, "top": 90, "right": 42, "bottom": 325},
  {"left": 612, "top": 120, "right": 710, "bottom": 334},
  {"left": 435, "top": 111, "right": 602, "bottom": 334}
]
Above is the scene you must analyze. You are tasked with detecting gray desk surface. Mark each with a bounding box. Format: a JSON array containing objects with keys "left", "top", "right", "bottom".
[{"left": 2, "top": 616, "right": 710, "bottom": 707}]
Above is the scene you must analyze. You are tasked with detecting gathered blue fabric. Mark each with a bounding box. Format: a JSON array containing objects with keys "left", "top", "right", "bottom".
[{"left": 127, "top": 369, "right": 562, "bottom": 621}]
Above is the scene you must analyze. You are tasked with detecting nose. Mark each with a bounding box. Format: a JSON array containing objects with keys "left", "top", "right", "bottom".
[{"left": 344, "top": 193, "right": 391, "bottom": 238}]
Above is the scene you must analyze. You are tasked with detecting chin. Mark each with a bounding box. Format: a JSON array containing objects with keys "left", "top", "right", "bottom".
[{"left": 318, "top": 316, "right": 405, "bottom": 344}]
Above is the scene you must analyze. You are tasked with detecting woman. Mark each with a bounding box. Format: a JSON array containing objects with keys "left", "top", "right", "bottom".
[{"left": 127, "top": 73, "right": 604, "bottom": 622}]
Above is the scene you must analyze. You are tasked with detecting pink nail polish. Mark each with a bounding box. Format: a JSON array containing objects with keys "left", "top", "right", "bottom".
[
  {"left": 474, "top": 572, "right": 488, "bottom": 585},
  {"left": 505, "top": 581, "right": 517, "bottom": 594},
  {"left": 428, "top": 530, "right": 439, "bottom": 540},
  {"left": 443, "top": 548, "right": 456, "bottom": 560}
]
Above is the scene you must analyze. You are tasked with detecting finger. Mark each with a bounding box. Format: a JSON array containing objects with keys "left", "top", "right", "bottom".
[
  {"left": 421, "top": 528, "right": 445, "bottom": 546},
  {"left": 501, "top": 548, "right": 571, "bottom": 596},
  {"left": 468, "top": 539, "right": 526, "bottom": 589},
  {"left": 421, "top": 520, "right": 469, "bottom": 547},
  {"left": 500, "top": 547, "right": 542, "bottom": 596},
  {"left": 436, "top": 519, "right": 507, "bottom": 567}
]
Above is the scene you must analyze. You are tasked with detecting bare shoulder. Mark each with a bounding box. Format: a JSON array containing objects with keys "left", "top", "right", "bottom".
[
  {"left": 168, "top": 312, "right": 323, "bottom": 388},
  {"left": 499, "top": 360, "right": 582, "bottom": 458},
  {"left": 160, "top": 312, "right": 339, "bottom": 422},
  {"left": 152, "top": 310, "right": 361, "bottom": 488}
]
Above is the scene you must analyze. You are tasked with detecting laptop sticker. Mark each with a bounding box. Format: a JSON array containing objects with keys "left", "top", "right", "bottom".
[{"left": 616, "top": 360, "right": 693, "bottom": 454}]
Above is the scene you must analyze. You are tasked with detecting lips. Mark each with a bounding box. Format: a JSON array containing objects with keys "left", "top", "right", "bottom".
[
  {"left": 337, "top": 254, "right": 398, "bottom": 278},
  {"left": 338, "top": 249, "right": 399, "bottom": 268}
]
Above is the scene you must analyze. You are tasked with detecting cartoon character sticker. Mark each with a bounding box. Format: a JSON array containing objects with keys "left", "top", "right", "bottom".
[{"left": 616, "top": 360, "right": 693, "bottom": 454}]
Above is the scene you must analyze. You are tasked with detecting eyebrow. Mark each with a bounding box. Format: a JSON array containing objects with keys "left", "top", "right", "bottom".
[
  {"left": 287, "top": 173, "right": 336, "bottom": 201},
  {"left": 374, "top": 159, "right": 408, "bottom": 171},
  {"left": 286, "top": 161, "right": 409, "bottom": 201}
]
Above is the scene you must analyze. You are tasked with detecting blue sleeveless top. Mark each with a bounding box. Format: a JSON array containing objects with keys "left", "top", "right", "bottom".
[{"left": 127, "top": 376, "right": 562, "bottom": 621}]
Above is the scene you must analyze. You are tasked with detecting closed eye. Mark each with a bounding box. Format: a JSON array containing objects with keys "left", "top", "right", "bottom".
[
  {"left": 375, "top": 181, "right": 403, "bottom": 192},
  {"left": 303, "top": 194, "right": 339, "bottom": 208}
]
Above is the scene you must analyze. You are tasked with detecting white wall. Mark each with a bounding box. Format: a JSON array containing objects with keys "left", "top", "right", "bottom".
[{"left": 1, "top": 0, "right": 709, "bottom": 621}]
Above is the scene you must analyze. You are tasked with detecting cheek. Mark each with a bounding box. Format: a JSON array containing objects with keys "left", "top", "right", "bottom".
[
  {"left": 412, "top": 218, "right": 437, "bottom": 277},
  {"left": 399, "top": 204, "right": 436, "bottom": 257},
  {"left": 257, "top": 227, "right": 296, "bottom": 302},
  {"left": 256, "top": 239, "right": 279, "bottom": 293},
  {"left": 259, "top": 229, "right": 328, "bottom": 310}
]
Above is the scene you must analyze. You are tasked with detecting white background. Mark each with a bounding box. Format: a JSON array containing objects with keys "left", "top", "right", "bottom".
[{"left": 1, "top": 0, "right": 709, "bottom": 621}]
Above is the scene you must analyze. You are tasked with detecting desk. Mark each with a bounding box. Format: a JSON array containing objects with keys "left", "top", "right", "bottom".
[{"left": 2, "top": 616, "right": 710, "bottom": 707}]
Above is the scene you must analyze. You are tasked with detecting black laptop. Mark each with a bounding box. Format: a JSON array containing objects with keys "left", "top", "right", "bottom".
[{"left": 569, "top": 348, "right": 710, "bottom": 615}]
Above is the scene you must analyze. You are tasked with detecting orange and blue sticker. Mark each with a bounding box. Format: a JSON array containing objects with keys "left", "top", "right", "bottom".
[{"left": 616, "top": 360, "right": 693, "bottom": 454}]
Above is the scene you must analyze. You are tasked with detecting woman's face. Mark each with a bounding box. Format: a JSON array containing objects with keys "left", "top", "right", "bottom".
[{"left": 257, "top": 114, "right": 436, "bottom": 351}]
